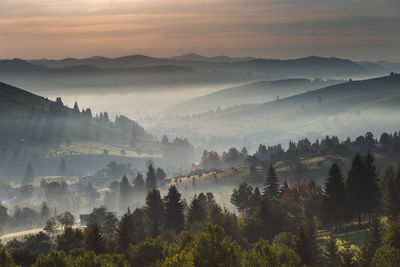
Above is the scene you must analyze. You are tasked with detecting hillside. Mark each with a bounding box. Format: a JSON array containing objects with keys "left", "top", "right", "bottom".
[
  {"left": 168, "top": 78, "right": 344, "bottom": 113},
  {"left": 142, "top": 74, "right": 400, "bottom": 149},
  {"left": 0, "top": 81, "right": 162, "bottom": 180}
]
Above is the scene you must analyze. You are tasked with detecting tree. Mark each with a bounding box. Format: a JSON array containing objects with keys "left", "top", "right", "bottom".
[
  {"left": 0, "top": 247, "right": 16, "bottom": 267},
  {"left": 58, "top": 158, "right": 67, "bottom": 174},
  {"left": 102, "top": 212, "right": 118, "bottom": 239},
  {"left": 133, "top": 172, "right": 145, "bottom": 193},
  {"left": 321, "top": 163, "right": 346, "bottom": 228},
  {"left": 146, "top": 189, "right": 164, "bottom": 237},
  {"left": 40, "top": 202, "right": 50, "bottom": 224},
  {"left": 43, "top": 218, "right": 57, "bottom": 235},
  {"left": 84, "top": 214, "right": 106, "bottom": 254},
  {"left": 119, "top": 176, "right": 132, "bottom": 210},
  {"left": 155, "top": 168, "right": 166, "bottom": 181},
  {"left": 381, "top": 164, "right": 400, "bottom": 220},
  {"left": 323, "top": 234, "right": 341, "bottom": 267},
  {"left": 56, "top": 212, "right": 75, "bottom": 228},
  {"left": 372, "top": 220, "right": 400, "bottom": 266},
  {"left": 230, "top": 182, "right": 254, "bottom": 214},
  {"left": 340, "top": 241, "right": 358, "bottom": 267},
  {"left": 116, "top": 208, "right": 135, "bottom": 252},
  {"left": 263, "top": 165, "right": 280, "bottom": 199},
  {"left": 73, "top": 101, "right": 80, "bottom": 114},
  {"left": 146, "top": 163, "right": 157, "bottom": 191},
  {"left": 191, "top": 224, "right": 243, "bottom": 267},
  {"left": 295, "top": 209, "right": 320, "bottom": 267},
  {"left": 56, "top": 227, "right": 84, "bottom": 253},
  {"left": 22, "top": 163, "right": 34, "bottom": 185},
  {"left": 346, "top": 152, "right": 379, "bottom": 226},
  {"left": 164, "top": 185, "right": 185, "bottom": 233},
  {"left": 188, "top": 195, "right": 207, "bottom": 225}
]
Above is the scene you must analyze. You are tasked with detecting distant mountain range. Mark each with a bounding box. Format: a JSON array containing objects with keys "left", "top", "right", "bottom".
[
  {"left": 29, "top": 54, "right": 388, "bottom": 78},
  {"left": 0, "top": 54, "right": 396, "bottom": 93},
  {"left": 0, "top": 58, "right": 254, "bottom": 92}
]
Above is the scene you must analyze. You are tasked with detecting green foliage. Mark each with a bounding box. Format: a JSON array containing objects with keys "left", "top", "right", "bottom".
[
  {"left": 321, "top": 162, "right": 346, "bottom": 227},
  {"left": 323, "top": 234, "right": 342, "bottom": 267},
  {"left": 127, "top": 237, "right": 169, "bottom": 267},
  {"left": 0, "top": 247, "right": 16, "bottom": 267},
  {"left": 164, "top": 185, "right": 185, "bottom": 233},
  {"left": 263, "top": 165, "right": 280, "bottom": 199},
  {"left": 191, "top": 224, "right": 243, "bottom": 267},
  {"left": 372, "top": 220, "right": 400, "bottom": 266},
  {"left": 146, "top": 163, "right": 157, "bottom": 191}
]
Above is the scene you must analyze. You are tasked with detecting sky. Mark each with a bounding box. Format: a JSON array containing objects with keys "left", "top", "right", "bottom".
[{"left": 0, "top": 0, "right": 399, "bottom": 61}]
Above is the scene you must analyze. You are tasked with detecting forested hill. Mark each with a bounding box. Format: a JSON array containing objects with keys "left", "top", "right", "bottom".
[{"left": 0, "top": 81, "right": 154, "bottom": 152}]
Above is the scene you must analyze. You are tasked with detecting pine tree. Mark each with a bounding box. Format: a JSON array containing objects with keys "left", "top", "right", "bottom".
[
  {"left": 381, "top": 164, "right": 400, "bottom": 220},
  {"left": 145, "top": 189, "right": 164, "bottom": 237},
  {"left": 116, "top": 208, "right": 134, "bottom": 252},
  {"left": 84, "top": 214, "right": 106, "bottom": 254},
  {"left": 230, "top": 182, "right": 254, "bottom": 214},
  {"left": 133, "top": 172, "right": 145, "bottom": 193},
  {"left": 346, "top": 152, "right": 367, "bottom": 226},
  {"left": 263, "top": 165, "right": 280, "bottom": 199},
  {"left": 164, "top": 185, "right": 185, "bottom": 233},
  {"left": 321, "top": 162, "right": 346, "bottom": 228},
  {"left": 146, "top": 163, "right": 157, "bottom": 191},
  {"left": 363, "top": 152, "right": 379, "bottom": 219},
  {"left": 187, "top": 195, "right": 207, "bottom": 225},
  {"left": 119, "top": 176, "right": 132, "bottom": 210}
]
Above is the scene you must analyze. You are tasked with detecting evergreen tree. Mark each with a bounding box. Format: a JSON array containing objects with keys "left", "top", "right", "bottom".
[
  {"left": 230, "top": 182, "right": 254, "bottom": 214},
  {"left": 133, "top": 172, "right": 145, "bottom": 193},
  {"left": 263, "top": 165, "right": 280, "bottom": 199},
  {"left": 188, "top": 195, "right": 207, "bottom": 225},
  {"left": 73, "top": 101, "right": 80, "bottom": 114},
  {"left": 40, "top": 202, "right": 50, "bottom": 223},
  {"left": 116, "top": 208, "right": 134, "bottom": 252},
  {"left": 295, "top": 209, "right": 320, "bottom": 267},
  {"left": 119, "top": 176, "right": 132, "bottom": 210},
  {"left": 155, "top": 167, "right": 166, "bottom": 181},
  {"left": 164, "top": 185, "right": 185, "bottom": 233},
  {"left": 146, "top": 163, "right": 157, "bottom": 191},
  {"left": 346, "top": 153, "right": 368, "bottom": 226},
  {"left": 84, "top": 214, "right": 106, "bottom": 254},
  {"left": 321, "top": 162, "right": 346, "bottom": 228},
  {"left": 145, "top": 189, "right": 164, "bottom": 237},
  {"left": 363, "top": 152, "right": 379, "bottom": 218}
]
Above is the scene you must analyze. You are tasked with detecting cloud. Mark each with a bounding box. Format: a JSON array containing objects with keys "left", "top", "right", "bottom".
[{"left": 0, "top": 0, "right": 399, "bottom": 60}]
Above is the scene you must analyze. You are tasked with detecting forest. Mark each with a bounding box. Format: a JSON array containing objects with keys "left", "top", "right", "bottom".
[{"left": 1, "top": 141, "right": 400, "bottom": 266}]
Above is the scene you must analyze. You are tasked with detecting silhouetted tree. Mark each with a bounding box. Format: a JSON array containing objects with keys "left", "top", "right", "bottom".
[
  {"left": 164, "top": 185, "right": 185, "bottom": 233},
  {"left": 146, "top": 163, "right": 157, "bottom": 190},
  {"left": 263, "top": 165, "right": 280, "bottom": 199}
]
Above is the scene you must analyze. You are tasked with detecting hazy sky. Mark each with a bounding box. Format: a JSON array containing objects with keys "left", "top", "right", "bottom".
[{"left": 1, "top": 0, "right": 399, "bottom": 61}]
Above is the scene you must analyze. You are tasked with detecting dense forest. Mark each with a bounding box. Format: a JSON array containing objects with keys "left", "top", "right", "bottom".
[{"left": 1, "top": 144, "right": 400, "bottom": 266}]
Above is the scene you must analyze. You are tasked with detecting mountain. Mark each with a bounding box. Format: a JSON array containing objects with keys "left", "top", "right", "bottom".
[
  {"left": 170, "top": 53, "right": 255, "bottom": 62},
  {"left": 168, "top": 78, "right": 344, "bottom": 113},
  {"left": 28, "top": 54, "right": 381, "bottom": 79},
  {"left": 0, "top": 59, "right": 254, "bottom": 92}
]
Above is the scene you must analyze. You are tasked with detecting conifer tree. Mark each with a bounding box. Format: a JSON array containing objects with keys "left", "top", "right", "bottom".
[
  {"left": 164, "top": 185, "right": 185, "bottom": 233},
  {"left": 188, "top": 195, "right": 207, "bottom": 225},
  {"left": 84, "top": 214, "right": 106, "bottom": 254},
  {"left": 321, "top": 162, "right": 346, "bottom": 228},
  {"left": 146, "top": 163, "right": 157, "bottom": 191},
  {"left": 119, "top": 176, "right": 132, "bottom": 209},
  {"left": 145, "top": 189, "right": 164, "bottom": 237},
  {"left": 263, "top": 165, "right": 280, "bottom": 199},
  {"left": 133, "top": 172, "right": 145, "bottom": 193}
]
